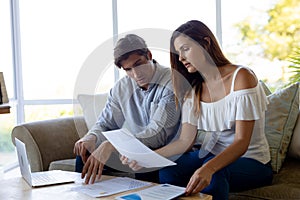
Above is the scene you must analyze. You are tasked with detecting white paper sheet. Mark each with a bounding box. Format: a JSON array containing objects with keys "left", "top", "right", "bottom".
[
  {"left": 116, "top": 184, "right": 186, "bottom": 200},
  {"left": 102, "top": 129, "right": 176, "bottom": 168},
  {"left": 71, "top": 177, "right": 152, "bottom": 198}
]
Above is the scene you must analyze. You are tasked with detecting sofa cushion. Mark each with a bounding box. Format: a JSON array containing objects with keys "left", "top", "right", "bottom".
[
  {"left": 229, "top": 158, "right": 300, "bottom": 199},
  {"left": 288, "top": 111, "right": 300, "bottom": 159},
  {"left": 265, "top": 82, "right": 299, "bottom": 172},
  {"left": 49, "top": 159, "right": 76, "bottom": 172},
  {"left": 77, "top": 93, "right": 108, "bottom": 130}
]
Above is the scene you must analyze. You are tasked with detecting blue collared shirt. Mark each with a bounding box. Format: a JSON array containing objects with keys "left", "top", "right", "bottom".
[{"left": 88, "top": 62, "right": 181, "bottom": 149}]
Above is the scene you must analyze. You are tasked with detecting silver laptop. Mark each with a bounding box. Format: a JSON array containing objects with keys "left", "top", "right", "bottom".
[{"left": 15, "top": 138, "right": 76, "bottom": 187}]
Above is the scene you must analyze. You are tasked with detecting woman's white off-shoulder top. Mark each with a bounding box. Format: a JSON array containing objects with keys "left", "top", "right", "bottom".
[{"left": 182, "top": 66, "right": 271, "bottom": 164}]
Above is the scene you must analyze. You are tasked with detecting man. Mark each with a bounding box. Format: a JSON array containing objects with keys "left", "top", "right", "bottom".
[{"left": 73, "top": 34, "right": 181, "bottom": 184}]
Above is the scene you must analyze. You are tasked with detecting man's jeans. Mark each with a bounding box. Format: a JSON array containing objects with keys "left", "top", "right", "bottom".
[{"left": 75, "top": 155, "right": 159, "bottom": 183}]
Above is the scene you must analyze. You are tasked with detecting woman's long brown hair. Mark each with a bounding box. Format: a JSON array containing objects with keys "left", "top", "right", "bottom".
[{"left": 170, "top": 20, "right": 231, "bottom": 114}]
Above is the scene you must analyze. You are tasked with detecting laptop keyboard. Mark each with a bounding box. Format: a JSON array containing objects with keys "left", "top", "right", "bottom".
[
  {"left": 30, "top": 170, "right": 76, "bottom": 186},
  {"left": 32, "top": 173, "right": 59, "bottom": 184}
]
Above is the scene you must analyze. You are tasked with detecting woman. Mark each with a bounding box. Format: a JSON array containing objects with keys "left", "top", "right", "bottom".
[{"left": 121, "top": 20, "right": 273, "bottom": 200}]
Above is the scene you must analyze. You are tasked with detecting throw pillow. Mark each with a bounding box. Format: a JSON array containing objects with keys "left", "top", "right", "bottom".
[
  {"left": 259, "top": 80, "right": 272, "bottom": 96},
  {"left": 265, "top": 82, "right": 299, "bottom": 173},
  {"left": 77, "top": 93, "right": 108, "bottom": 130},
  {"left": 288, "top": 111, "right": 300, "bottom": 159}
]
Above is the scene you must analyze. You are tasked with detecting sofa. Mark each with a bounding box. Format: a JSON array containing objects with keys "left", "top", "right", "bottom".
[{"left": 11, "top": 82, "right": 300, "bottom": 199}]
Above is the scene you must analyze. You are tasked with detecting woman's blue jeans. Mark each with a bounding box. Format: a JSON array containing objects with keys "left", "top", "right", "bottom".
[{"left": 159, "top": 151, "right": 273, "bottom": 200}]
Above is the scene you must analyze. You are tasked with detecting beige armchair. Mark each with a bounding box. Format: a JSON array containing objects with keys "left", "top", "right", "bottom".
[
  {"left": 11, "top": 93, "right": 108, "bottom": 172},
  {"left": 11, "top": 116, "right": 88, "bottom": 172}
]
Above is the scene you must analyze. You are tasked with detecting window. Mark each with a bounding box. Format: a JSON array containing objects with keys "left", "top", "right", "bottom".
[
  {"left": 1, "top": 0, "right": 114, "bottom": 172},
  {"left": 221, "top": 0, "right": 281, "bottom": 83},
  {"left": 118, "top": 0, "right": 216, "bottom": 67},
  {"left": 0, "top": 0, "right": 16, "bottom": 169},
  {"left": 18, "top": 0, "right": 113, "bottom": 100}
]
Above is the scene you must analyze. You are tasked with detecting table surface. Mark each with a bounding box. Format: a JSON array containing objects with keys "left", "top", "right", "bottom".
[{"left": 0, "top": 173, "right": 212, "bottom": 200}]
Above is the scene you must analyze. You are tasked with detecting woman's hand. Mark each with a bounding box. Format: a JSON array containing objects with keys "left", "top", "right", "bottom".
[
  {"left": 185, "top": 165, "right": 215, "bottom": 195},
  {"left": 120, "top": 155, "right": 143, "bottom": 171}
]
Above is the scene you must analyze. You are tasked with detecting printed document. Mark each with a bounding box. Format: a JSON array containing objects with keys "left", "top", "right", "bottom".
[
  {"left": 71, "top": 177, "right": 152, "bottom": 198},
  {"left": 116, "top": 184, "right": 186, "bottom": 200},
  {"left": 102, "top": 129, "right": 176, "bottom": 168}
]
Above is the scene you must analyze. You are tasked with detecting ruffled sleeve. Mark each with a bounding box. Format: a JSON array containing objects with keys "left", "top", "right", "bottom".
[
  {"left": 182, "top": 97, "right": 198, "bottom": 126},
  {"left": 231, "top": 84, "right": 268, "bottom": 121},
  {"left": 183, "top": 83, "right": 269, "bottom": 131}
]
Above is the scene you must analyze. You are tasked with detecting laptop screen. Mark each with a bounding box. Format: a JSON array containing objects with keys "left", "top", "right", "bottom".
[{"left": 15, "top": 138, "right": 33, "bottom": 185}]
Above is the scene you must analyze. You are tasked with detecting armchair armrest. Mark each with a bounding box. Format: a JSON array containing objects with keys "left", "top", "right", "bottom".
[{"left": 11, "top": 116, "right": 88, "bottom": 172}]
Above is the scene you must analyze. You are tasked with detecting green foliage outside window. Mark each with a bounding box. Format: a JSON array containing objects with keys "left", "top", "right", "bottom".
[
  {"left": 0, "top": 128, "right": 14, "bottom": 152},
  {"left": 236, "top": 0, "right": 300, "bottom": 61},
  {"left": 235, "top": 0, "right": 300, "bottom": 85},
  {"left": 288, "top": 47, "right": 300, "bottom": 85}
]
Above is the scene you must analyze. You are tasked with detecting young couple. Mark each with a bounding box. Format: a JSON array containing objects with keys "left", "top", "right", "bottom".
[{"left": 73, "top": 20, "right": 273, "bottom": 200}]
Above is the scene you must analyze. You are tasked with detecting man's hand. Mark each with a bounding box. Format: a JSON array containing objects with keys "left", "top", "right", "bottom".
[
  {"left": 81, "top": 140, "right": 116, "bottom": 184},
  {"left": 120, "top": 155, "right": 143, "bottom": 171},
  {"left": 73, "top": 134, "right": 97, "bottom": 163}
]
